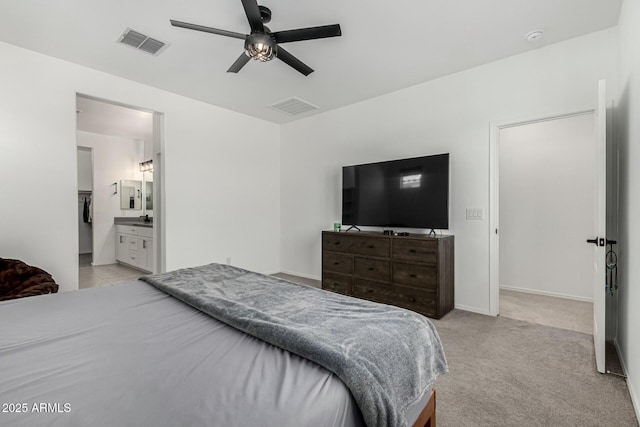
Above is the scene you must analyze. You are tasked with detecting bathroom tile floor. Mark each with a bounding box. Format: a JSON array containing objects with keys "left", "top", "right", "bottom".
[{"left": 79, "top": 263, "right": 145, "bottom": 289}]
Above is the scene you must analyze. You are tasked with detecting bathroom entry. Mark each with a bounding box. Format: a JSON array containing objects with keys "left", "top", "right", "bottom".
[
  {"left": 76, "top": 94, "right": 162, "bottom": 288},
  {"left": 77, "top": 146, "right": 93, "bottom": 266}
]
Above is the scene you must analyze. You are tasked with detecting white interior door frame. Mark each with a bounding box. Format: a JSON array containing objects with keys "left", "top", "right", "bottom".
[
  {"left": 488, "top": 109, "right": 594, "bottom": 316},
  {"left": 152, "top": 111, "right": 165, "bottom": 274},
  {"left": 75, "top": 93, "right": 166, "bottom": 275},
  {"left": 593, "top": 79, "right": 608, "bottom": 373}
]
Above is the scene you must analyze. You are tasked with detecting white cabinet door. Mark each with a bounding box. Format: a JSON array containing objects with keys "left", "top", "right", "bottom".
[
  {"left": 116, "top": 233, "right": 128, "bottom": 262},
  {"left": 138, "top": 237, "right": 153, "bottom": 272}
]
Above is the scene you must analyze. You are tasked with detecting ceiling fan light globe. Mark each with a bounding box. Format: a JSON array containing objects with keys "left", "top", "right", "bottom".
[{"left": 245, "top": 33, "right": 276, "bottom": 62}]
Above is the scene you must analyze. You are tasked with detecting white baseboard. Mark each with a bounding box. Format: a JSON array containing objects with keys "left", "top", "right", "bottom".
[
  {"left": 499, "top": 285, "right": 593, "bottom": 303},
  {"left": 279, "top": 270, "right": 321, "bottom": 281},
  {"left": 614, "top": 339, "right": 640, "bottom": 422},
  {"left": 454, "top": 304, "right": 494, "bottom": 317},
  {"left": 262, "top": 270, "right": 281, "bottom": 276}
]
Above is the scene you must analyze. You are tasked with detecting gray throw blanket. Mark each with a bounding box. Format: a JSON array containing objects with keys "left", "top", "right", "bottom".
[{"left": 141, "top": 263, "right": 447, "bottom": 427}]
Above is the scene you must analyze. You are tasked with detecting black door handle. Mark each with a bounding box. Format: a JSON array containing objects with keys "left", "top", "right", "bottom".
[{"left": 586, "top": 237, "right": 605, "bottom": 247}]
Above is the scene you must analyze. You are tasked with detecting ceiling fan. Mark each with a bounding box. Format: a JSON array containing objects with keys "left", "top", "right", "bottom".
[{"left": 170, "top": 0, "right": 341, "bottom": 76}]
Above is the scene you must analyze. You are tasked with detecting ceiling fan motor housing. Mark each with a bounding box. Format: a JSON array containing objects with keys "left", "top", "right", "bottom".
[
  {"left": 245, "top": 32, "right": 277, "bottom": 61},
  {"left": 258, "top": 5, "right": 272, "bottom": 23}
]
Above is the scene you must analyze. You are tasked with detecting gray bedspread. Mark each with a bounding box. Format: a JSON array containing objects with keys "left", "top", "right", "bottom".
[
  {"left": 141, "top": 263, "right": 448, "bottom": 427},
  {"left": 0, "top": 280, "right": 366, "bottom": 427}
]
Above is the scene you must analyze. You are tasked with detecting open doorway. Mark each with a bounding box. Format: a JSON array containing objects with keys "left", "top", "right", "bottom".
[
  {"left": 75, "top": 94, "right": 163, "bottom": 288},
  {"left": 489, "top": 80, "right": 618, "bottom": 373},
  {"left": 495, "top": 112, "right": 595, "bottom": 334}
]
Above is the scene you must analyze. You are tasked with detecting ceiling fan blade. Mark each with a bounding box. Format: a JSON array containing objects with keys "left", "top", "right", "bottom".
[
  {"left": 170, "top": 20, "right": 246, "bottom": 40},
  {"left": 273, "top": 24, "right": 341, "bottom": 44},
  {"left": 276, "top": 47, "right": 314, "bottom": 76},
  {"left": 241, "top": 0, "right": 264, "bottom": 33},
  {"left": 227, "top": 52, "right": 251, "bottom": 73}
]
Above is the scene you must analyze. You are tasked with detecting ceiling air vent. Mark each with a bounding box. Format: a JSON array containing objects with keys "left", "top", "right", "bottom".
[
  {"left": 118, "top": 28, "right": 168, "bottom": 55},
  {"left": 268, "top": 97, "right": 319, "bottom": 116}
]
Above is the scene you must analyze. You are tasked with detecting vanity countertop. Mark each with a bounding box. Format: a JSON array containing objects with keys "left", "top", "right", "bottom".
[
  {"left": 118, "top": 222, "right": 153, "bottom": 228},
  {"left": 114, "top": 217, "right": 153, "bottom": 228}
]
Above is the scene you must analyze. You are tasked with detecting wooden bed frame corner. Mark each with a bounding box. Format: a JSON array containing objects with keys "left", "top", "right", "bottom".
[{"left": 412, "top": 389, "right": 436, "bottom": 427}]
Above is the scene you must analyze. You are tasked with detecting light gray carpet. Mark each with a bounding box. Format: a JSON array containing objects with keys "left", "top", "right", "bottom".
[
  {"left": 431, "top": 310, "right": 637, "bottom": 426},
  {"left": 273, "top": 273, "right": 638, "bottom": 426},
  {"left": 499, "top": 289, "right": 592, "bottom": 335}
]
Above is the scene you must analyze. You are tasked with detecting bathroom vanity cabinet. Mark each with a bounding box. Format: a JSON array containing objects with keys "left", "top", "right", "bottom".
[{"left": 115, "top": 225, "right": 153, "bottom": 272}]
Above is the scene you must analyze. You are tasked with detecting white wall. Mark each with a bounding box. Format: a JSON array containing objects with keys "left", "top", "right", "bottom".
[
  {"left": 499, "top": 114, "right": 596, "bottom": 301},
  {"left": 77, "top": 131, "right": 144, "bottom": 265},
  {"left": 615, "top": 0, "right": 640, "bottom": 418},
  {"left": 280, "top": 28, "right": 618, "bottom": 314},
  {"left": 77, "top": 147, "right": 93, "bottom": 192},
  {"left": 0, "top": 41, "right": 280, "bottom": 292}
]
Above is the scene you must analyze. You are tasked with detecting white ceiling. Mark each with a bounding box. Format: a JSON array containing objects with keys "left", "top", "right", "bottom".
[
  {"left": 76, "top": 96, "right": 153, "bottom": 141},
  {"left": 1, "top": 0, "right": 622, "bottom": 124}
]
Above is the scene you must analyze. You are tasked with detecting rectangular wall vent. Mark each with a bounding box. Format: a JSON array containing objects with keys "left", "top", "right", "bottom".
[
  {"left": 118, "top": 28, "right": 168, "bottom": 55},
  {"left": 268, "top": 97, "right": 319, "bottom": 116}
]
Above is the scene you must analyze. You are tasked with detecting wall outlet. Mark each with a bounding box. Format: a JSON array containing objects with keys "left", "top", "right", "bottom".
[{"left": 466, "top": 208, "right": 484, "bottom": 220}]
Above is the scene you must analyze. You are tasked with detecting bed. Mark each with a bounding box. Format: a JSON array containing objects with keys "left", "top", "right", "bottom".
[{"left": 0, "top": 263, "right": 446, "bottom": 427}]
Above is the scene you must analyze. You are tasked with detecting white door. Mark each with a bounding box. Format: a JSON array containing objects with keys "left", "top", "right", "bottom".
[{"left": 591, "top": 79, "right": 607, "bottom": 373}]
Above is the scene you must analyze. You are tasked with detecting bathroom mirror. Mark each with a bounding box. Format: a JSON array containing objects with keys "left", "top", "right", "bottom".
[
  {"left": 143, "top": 172, "right": 153, "bottom": 215},
  {"left": 120, "top": 180, "right": 142, "bottom": 210}
]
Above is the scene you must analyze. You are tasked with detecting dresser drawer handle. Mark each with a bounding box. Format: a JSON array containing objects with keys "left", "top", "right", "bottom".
[
  {"left": 333, "top": 262, "right": 340, "bottom": 265},
  {"left": 334, "top": 242, "right": 341, "bottom": 245},
  {"left": 410, "top": 274, "right": 417, "bottom": 278},
  {"left": 409, "top": 249, "right": 416, "bottom": 253},
  {"left": 368, "top": 245, "right": 375, "bottom": 249},
  {"left": 410, "top": 297, "right": 416, "bottom": 302},
  {"left": 368, "top": 267, "right": 374, "bottom": 271}
]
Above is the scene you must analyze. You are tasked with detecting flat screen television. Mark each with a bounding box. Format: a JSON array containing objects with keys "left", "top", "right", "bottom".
[{"left": 342, "top": 153, "right": 449, "bottom": 230}]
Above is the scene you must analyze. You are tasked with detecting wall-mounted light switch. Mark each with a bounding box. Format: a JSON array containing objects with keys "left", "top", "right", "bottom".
[{"left": 466, "top": 208, "right": 484, "bottom": 220}]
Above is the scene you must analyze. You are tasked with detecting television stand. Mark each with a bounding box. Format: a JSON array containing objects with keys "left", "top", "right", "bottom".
[
  {"left": 429, "top": 229, "right": 436, "bottom": 237},
  {"left": 344, "top": 225, "right": 361, "bottom": 232}
]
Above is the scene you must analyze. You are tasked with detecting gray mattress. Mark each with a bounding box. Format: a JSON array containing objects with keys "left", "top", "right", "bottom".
[{"left": 0, "top": 281, "right": 430, "bottom": 426}]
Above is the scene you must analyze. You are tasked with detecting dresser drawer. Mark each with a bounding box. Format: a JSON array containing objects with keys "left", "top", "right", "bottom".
[
  {"left": 393, "top": 239, "right": 437, "bottom": 263},
  {"left": 353, "top": 279, "right": 437, "bottom": 317},
  {"left": 352, "top": 278, "right": 390, "bottom": 304},
  {"left": 322, "top": 252, "right": 353, "bottom": 274},
  {"left": 392, "top": 262, "right": 437, "bottom": 289},
  {"left": 354, "top": 257, "right": 390, "bottom": 281},
  {"left": 323, "top": 233, "right": 390, "bottom": 258},
  {"left": 322, "top": 271, "right": 352, "bottom": 295}
]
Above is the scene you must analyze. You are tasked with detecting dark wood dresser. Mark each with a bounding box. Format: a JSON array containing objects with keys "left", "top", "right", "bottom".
[{"left": 321, "top": 231, "right": 454, "bottom": 319}]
